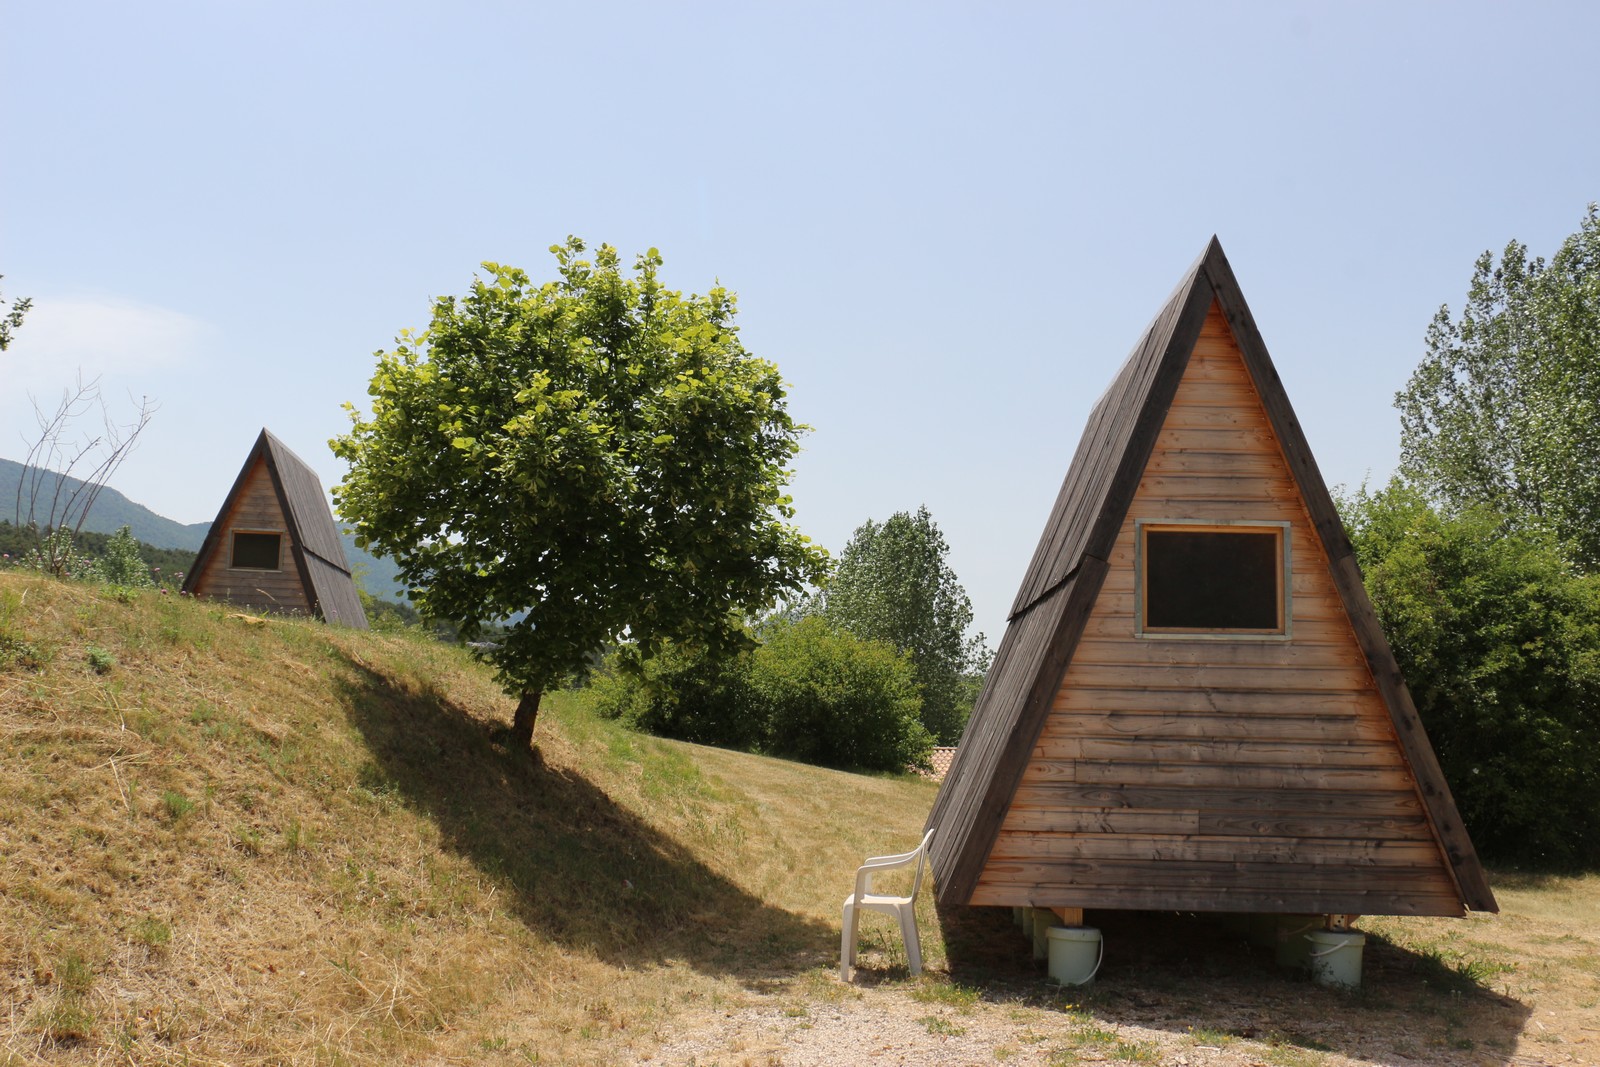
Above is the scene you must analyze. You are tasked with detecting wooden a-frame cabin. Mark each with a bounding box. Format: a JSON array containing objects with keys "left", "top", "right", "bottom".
[
  {"left": 182, "top": 429, "right": 369, "bottom": 630},
  {"left": 926, "top": 240, "right": 1495, "bottom": 920}
]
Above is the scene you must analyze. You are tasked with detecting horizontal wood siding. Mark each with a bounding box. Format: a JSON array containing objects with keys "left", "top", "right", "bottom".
[
  {"left": 977, "top": 302, "right": 1463, "bottom": 915},
  {"left": 189, "top": 457, "right": 310, "bottom": 615}
]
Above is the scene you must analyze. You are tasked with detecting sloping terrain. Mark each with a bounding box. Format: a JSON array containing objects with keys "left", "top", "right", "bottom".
[
  {"left": 0, "top": 572, "right": 938, "bottom": 1064},
  {"left": 2, "top": 571, "right": 1596, "bottom": 1067}
]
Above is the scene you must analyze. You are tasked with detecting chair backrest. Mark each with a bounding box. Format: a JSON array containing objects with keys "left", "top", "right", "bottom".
[{"left": 910, "top": 826, "right": 935, "bottom": 901}]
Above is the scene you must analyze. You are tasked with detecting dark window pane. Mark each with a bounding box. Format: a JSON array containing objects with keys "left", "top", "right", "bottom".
[
  {"left": 1144, "top": 530, "right": 1280, "bottom": 630},
  {"left": 231, "top": 532, "right": 282, "bottom": 570}
]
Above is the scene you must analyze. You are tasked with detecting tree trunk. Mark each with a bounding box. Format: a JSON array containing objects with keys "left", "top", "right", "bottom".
[{"left": 511, "top": 689, "right": 542, "bottom": 751}]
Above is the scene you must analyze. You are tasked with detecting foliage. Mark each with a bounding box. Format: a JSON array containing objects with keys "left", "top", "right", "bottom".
[
  {"left": 0, "top": 520, "right": 189, "bottom": 585},
  {"left": 98, "top": 525, "right": 154, "bottom": 587},
  {"left": 592, "top": 616, "right": 931, "bottom": 773},
  {"left": 589, "top": 631, "right": 763, "bottom": 752},
  {"left": 0, "top": 274, "right": 30, "bottom": 351},
  {"left": 1397, "top": 204, "right": 1600, "bottom": 569},
  {"left": 333, "top": 239, "right": 828, "bottom": 746},
  {"left": 812, "top": 505, "right": 989, "bottom": 743},
  {"left": 1341, "top": 479, "right": 1600, "bottom": 869},
  {"left": 752, "top": 615, "right": 932, "bottom": 772}
]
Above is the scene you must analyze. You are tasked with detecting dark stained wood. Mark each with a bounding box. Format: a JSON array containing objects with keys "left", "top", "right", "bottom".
[
  {"left": 181, "top": 429, "right": 368, "bottom": 630},
  {"left": 927, "top": 238, "right": 1494, "bottom": 920}
]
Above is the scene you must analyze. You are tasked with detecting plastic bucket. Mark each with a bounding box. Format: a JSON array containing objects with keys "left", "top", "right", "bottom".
[
  {"left": 1274, "top": 916, "right": 1321, "bottom": 971},
  {"left": 1307, "top": 930, "right": 1366, "bottom": 989},
  {"left": 1030, "top": 909, "right": 1055, "bottom": 961},
  {"left": 1047, "top": 926, "right": 1104, "bottom": 986}
]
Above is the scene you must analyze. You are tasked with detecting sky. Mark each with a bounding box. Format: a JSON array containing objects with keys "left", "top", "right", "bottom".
[{"left": 3, "top": 1, "right": 1597, "bottom": 641}]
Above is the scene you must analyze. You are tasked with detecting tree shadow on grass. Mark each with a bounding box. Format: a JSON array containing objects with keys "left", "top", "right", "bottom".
[
  {"left": 936, "top": 901, "right": 1533, "bottom": 1065},
  {"left": 332, "top": 654, "right": 835, "bottom": 985}
]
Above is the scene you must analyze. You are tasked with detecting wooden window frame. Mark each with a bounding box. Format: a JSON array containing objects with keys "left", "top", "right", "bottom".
[
  {"left": 229, "top": 529, "right": 284, "bottom": 572},
  {"left": 1133, "top": 519, "right": 1291, "bottom": 641}
]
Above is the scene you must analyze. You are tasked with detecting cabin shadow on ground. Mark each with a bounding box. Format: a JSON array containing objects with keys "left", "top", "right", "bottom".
[
  {"left": 934, "top": 901, "right": 1533, "bottom": 1064},
  {"left": 333, "top": 656, "right": 835, "bottom": 985}
]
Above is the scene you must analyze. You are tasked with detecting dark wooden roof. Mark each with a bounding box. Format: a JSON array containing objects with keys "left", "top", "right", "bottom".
[
  {"left": 925, "top": 239, "right": 1496, "bottom": 914},
  {"left": 182, "top": 429, "right": 369, "bottom": 629}
]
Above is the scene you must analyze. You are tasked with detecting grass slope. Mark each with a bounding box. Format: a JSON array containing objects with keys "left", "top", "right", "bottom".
[{"left": 0, "top": 572, "right": 939, "bottom": 1065}]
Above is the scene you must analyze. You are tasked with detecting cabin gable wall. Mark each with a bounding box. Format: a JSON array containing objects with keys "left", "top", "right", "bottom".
[
  {"left": 973, "top": 302, "right": 1463, "bottom": 916},
  {"left": 189, "top": 457, "right": 312, "bottom": 615}
]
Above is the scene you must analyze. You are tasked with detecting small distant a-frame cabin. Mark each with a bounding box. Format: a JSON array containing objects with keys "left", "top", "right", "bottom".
[
  {"left": 927, "top": 240, "right": 1495, "bottom": 921},
  {"left": 182, "top": 429, "right": 369, "bottom": 630}
]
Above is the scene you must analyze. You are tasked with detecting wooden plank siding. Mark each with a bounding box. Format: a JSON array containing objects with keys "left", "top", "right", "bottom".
[
  {"left": 972, "top": 303, "right": 1463, "bottom": 915},
  {"left": 188, "top": 455, "right": 312, "bottom": 614}
]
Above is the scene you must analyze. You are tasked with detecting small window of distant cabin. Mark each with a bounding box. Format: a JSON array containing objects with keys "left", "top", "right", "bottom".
[
  {"left": 230, "top": 531, "right": 282, "bottom": 570},
  {"left": 1135, "top": 520, "right": 1290, "bottom": 638}
]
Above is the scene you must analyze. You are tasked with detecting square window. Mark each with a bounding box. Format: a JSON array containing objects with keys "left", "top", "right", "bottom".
[
  {"left": 1136, "top": 522, "right": 1288, "bottom": 637},
  {"left": 230, "top": 531, "right": 282, "bottom": 570}
]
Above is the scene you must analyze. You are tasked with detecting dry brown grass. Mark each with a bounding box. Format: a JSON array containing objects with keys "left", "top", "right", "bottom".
[
  {"left": 0, "top": 571, "right": 939, "bottom": 1064},
  {"left": 4, "top": 570, "right": 1597, "bottom": 1067}
]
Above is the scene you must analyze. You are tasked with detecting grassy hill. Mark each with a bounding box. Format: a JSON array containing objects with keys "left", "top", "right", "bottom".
[
  {"left": 5, "top": 570, "right": 1599, "bottom": 1066},
  {"left": 0, "top": 570, "right": 938, "bottom": 1065}
]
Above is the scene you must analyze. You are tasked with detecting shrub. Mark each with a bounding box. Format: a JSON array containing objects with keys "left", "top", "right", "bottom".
[
  {"left": 750, "top": 616, "right": 931, "bottom": 773},
  {"left": 1342, "top": 479, "right": 1600, "bottom": 869},
  {"left": 98, "top": 526, "right": 153, "bottom": 587},
  {"left": 590, "top": 638, "right": 762, "bottom": 751},
  {"left": 593, "top": 617, "right": 932, "bottom": 773}
]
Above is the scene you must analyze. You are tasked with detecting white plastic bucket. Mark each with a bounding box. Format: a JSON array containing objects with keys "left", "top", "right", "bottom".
[
  {"left": 1030, "top": 909, "right": 1054, "bottom": 961},
  {"left": 1047, "top": 926, "right": 1104, "bottom": 986},
  {"left": 1307, "top": 930, "right": 1365, "bottom": 989}
]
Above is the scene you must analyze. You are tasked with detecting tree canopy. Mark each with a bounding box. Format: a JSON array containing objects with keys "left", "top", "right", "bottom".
[
  {"left": 0, "top": 275, "right": 29, "bottom": 352},
  {"left": 1397, "top": 204, "right": 1600, "bottom": 569},
  {"left": 1341, "top": 480, "right": 1600, "bottom": 869},
  {"left": 813, "top": 505, "right": 989, "bottom": 744},
  {"left": 332, "top": 239, "right": 829, "bottom": 747}
]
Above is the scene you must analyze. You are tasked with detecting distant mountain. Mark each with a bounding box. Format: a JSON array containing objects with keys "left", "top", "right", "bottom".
[{"left": 0, "top": 457, "right": 406, "bottom": 602}]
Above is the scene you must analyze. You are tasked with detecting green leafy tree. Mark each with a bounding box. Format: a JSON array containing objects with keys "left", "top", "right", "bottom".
[
  {"left": 814, "top": 505, "right": 989, "bottom": 743},
  {"left": 333, "top": 239, "right": 829, "bottom": 749},
  {"left": 1341, "top": 479, "right": 1600, "bottom": 869},
  {"left": 1397, "top": 204, "right": 1600, "bottom": 569},
  {"left": 0, "top": 275, "right": 30, "bottom": 351}
]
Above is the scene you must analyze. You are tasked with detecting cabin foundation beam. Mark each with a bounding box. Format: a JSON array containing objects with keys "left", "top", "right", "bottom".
[{"left": 1051, "top": 907, "right": 1085, "bottom": 927}]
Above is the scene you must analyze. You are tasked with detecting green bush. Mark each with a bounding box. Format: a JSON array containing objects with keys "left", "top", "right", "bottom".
[
  {"left": 99, "top": 525, "right": 153, "bottom": 587},
  {"left": 1342, "top": 480, "right": 1600, "bottom": 869},
  {"left": 751, "top": 616, "right": 931, "bottom": 772},
  {"left": 589, "top": 637, "right": 762, "bottom": 751},
  {"left": 592, "top": 616, "right": 931, "bottom": 773}
]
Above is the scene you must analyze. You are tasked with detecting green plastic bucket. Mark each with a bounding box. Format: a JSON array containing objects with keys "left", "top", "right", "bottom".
[
  {"left": 1307, "top": 930, "right": 1365, "bottom": 989},
  {"left": 1030, "top": 909, "right": 1055, "bottom": 961},
  {"left": 1047, "top": 926, "right": 1103, "bottom": 986},
  {"left": 1274, "top": 916, "right": 1321, "bottom": 970}
]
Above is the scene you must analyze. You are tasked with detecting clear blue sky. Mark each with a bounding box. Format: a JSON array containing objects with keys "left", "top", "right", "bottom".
[{"left": 4, "top": 1, "right": 1596, "bottom": 640}]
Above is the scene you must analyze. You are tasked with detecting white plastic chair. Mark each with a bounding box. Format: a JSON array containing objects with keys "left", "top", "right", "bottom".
[{"left": 840, "top": 827, "right": 935, "bottom": 980}]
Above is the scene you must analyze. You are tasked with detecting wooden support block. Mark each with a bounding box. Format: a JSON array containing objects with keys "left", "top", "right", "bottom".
[
  {"left": 1052, "top": 907, "right": 1084, "bottom": 927},
  {"left": 1324, "top": 913, "right": 1360, "bottom": 931}
]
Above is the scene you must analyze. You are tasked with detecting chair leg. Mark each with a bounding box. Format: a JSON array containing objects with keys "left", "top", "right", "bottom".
[
  {"left": 900, "top": 905, "right": 923, "bottom": 977},
  {"left": 840, "top": 903, "right": 859, "bottom": 981}
]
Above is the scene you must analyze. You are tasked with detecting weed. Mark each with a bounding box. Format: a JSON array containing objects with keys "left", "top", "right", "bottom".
[
  {"left": 233, "top": 824, "right": 263, "bottom": 855},
  {"left": 56, "top": 951, "right": 94, "bottom": 995},
  {"left": 162, "top": 791, "right": 195, "bottom": 820},
  {"left": 911, "top": 979, "right": 981, "bottom": 1010},
  {"left": 284, "top": 819, "right": 307, "bottom": 853},
  {"left": 1188, "top": 1026, "right": 1232, "bottom": 1046},
  {"left": 0, "top": 631, "right": 45, "bottom": 670},
  {"left": 189, "top": 702, "right": 217, "bottom": 725},
  {"left": 86, "top": 646, "right": 116, "bottom": 673},
  {"left": 132, "top": 916, "right": 172, "bottom": 949},
  {"left": 918, "top": 1015, "right": 967, "bottom": 1036},
  {"left": 1111, "top": 1040, "right": 1160, "bottom": 1062}
]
